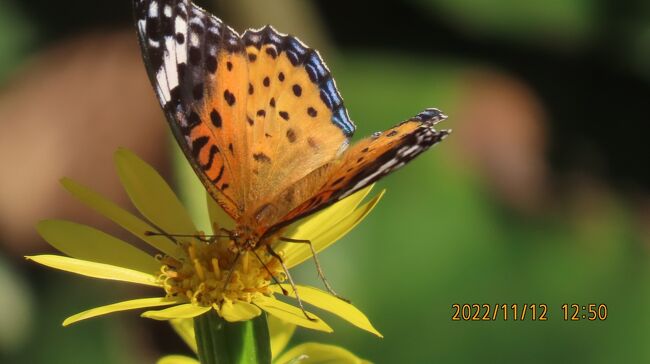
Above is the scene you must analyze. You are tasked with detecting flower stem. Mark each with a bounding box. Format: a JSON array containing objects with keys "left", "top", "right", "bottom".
[{"left": 194, "top": 310, "right": 272, "bottom": 364}]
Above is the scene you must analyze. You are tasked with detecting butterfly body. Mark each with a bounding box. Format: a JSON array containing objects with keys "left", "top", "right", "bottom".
[{"left": 134, "top": 0, "right": 450, "bottom": 249}]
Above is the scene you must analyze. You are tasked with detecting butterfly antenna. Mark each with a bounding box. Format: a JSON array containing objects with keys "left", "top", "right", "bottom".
[
  {"left": 144, "top": 231, "right": 229, "bottom": 243},
  {"left": 279, "top": 237, "right": 350, "bottom": 303},
  {"left": 143, "top": 229, "right": 180, "bottom": 243},
  {"left": 250, "top": 249, "right": 288, "bottom": 293},
  {"left": 265, "top": 244, "right": 317, "bottom": 321}
]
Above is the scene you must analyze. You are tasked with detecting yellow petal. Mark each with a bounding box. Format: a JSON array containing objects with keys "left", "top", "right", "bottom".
[
  {"left": 61, "top": 177, "right": 181, "bottom": 258},
  {"left": 114, "top": 148, "right": 196, "bottom": 235},
  {"left": 157, "top": 355, "right": 199, "bottom": 364},
  {"left": 271, "top": 285, "right": 382, "bottom": 337},
  {"left": 206, "top": 191, "right": 235, "bottom": 231},
  {"left": 268, "top": 314, "right": 296, "bottom": 359},
  {"left": 274, "top": 343, "right": 370, "bottom": 364},
  {"left": 253, "top": 296, "right": 332, "bottom": 333},
  {"left": 219, "top": 300, "right": 262, "bottom": 322},
  {"left": 284, "top": 185, "right": 373, "bottom": 240},
  {"left": 172, "top": 144, "right": 213, "bottom": 233},
  {"left": 170, "top": 319, "right": 197, "bottom": 353},
  {"left": 142, "top": 303, "right": 211, "bottom": 320},
  {"left": 282, "top": 190, "right": 385, "bottom": 268},
  {"left": 37, "top": 220, "right": 159, "bottom": 274},
  {"left": 26, "top": 255, "right": 158, "bottom": 286},
  {"left": 63, "top": 296, "right": 183, "bottom": 326}
]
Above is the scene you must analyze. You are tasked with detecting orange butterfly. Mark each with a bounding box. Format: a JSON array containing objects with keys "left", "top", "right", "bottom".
[{"left": 134, "top": 0, "right": 449, "bottom": 253}]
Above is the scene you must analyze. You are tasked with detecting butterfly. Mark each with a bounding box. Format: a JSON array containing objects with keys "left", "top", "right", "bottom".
[{"left": 133, "top": 0, "right": 449, "bottom": 251}]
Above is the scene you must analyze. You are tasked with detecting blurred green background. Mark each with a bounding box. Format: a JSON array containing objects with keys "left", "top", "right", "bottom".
[{"left": 1, "top": 0, "right": 649, "bottom": 363}]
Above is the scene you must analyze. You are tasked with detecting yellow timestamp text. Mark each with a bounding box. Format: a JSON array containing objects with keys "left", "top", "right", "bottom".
[
  {"left": 451, "top": 303, "right": 548, "bottom": 321},
  {"left": 451, "top": 303, "right": 609, "bottom": 321},
  {"left": 561, "top": 303, "right": 608, "bottom": 321}
]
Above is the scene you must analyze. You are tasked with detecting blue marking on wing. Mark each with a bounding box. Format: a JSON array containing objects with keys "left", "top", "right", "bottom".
[
  {"left": 333, "top": 108, "right": 354, "bottom": 135},
  {"left": 306, "top": 52, "right": 328, "bottom": 82},
  {"left": 267, "top": 30, "right": 283, "bottom": 46},
  {"left": 319, "top": 89, "right": 333, "bottom": 109},
  {"left": 285, "top": 37, "right": 308, "bottom": 65},
  {"left": 324, "top": 79, "right": 342, "bottom": 107},
  {"left": 241, "top": 26, "right": 356, "bottom": 137}
]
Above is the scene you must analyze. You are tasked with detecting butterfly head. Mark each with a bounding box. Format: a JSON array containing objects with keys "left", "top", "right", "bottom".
[{"left": 229, "top": 225, "right": 261, "bottom": 251}]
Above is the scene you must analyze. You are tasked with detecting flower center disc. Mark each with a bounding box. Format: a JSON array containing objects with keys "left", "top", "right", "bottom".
[{"left": 159, "top": 237, "right": 285, "bottom": 307}]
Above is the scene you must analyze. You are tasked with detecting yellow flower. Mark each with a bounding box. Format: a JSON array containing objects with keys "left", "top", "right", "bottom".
[
  {"left": 158, "top": 315, "right": 372, "bottom": 364},
  {"left": 28, "top": 148, "right": 382, "bottom": 336}
]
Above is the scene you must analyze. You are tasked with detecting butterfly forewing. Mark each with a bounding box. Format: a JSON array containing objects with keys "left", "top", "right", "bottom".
[
  {"left": 135, "top": 0, "right": 248, "bottom": 218},
  {"left": 135, "top": 0, "right": 359, "bottom": 224}
]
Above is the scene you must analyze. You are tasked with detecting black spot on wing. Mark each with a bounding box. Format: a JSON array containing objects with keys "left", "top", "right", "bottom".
[
  {"left": 223, "top": 90, "right": 236, "bottom": 106},
  {"left": 286, "top": 128, "right": 297, "bottom": 143},
  {"left": 292, "top": 84, "right": 302, "bottom": 97},
  {"left": 191, "top": 136, "right": 210, "bottom": 159},
  {"left": 201, "top": 145, "right": 219, "bottom": 170},
  {"left": 253, "top": 152, "right": 271, "bottom": 163},
  {"left": 210, "top": 109, "right": 222, "bottom": 128}
]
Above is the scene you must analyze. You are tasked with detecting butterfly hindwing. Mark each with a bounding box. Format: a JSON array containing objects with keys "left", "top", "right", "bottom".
[
  {"left": 239, "top": 26, "right": 355, "bottom": 218},
  {"left": 265, "top": 109, "right": 449, "bottom": 233}
]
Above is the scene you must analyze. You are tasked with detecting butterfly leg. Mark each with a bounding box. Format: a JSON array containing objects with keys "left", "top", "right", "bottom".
[
  {"left": 222, "top": 249, "right": 242, "bottom": 293},
  {"left": 250, "top": 249, "right": 288, "bottom": 295},
  {"left": 266, "top": 244, "right": 317, "bottom": 321},
  {"left": 279, "top": 237, "right": 350, "bottom": 303}
]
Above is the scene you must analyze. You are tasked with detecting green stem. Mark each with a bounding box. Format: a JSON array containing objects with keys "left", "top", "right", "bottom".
[{"left": 194, "top": 310, "right": 272, "bottom": 364}]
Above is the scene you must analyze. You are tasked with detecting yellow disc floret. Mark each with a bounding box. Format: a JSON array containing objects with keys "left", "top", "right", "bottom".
[{"left": 159, "top": 235, "right": 285, "bottom": 308}]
